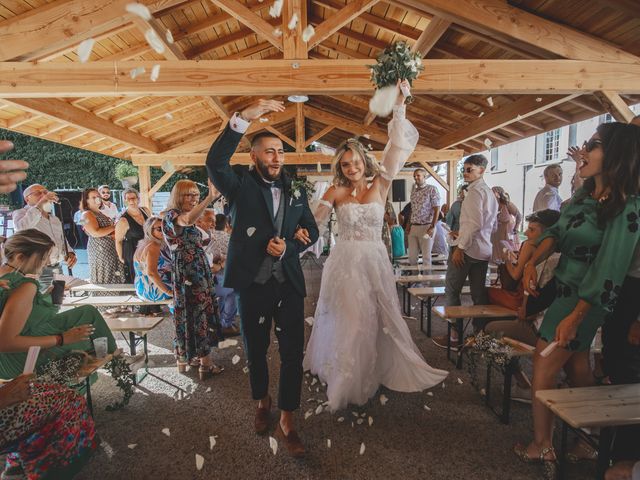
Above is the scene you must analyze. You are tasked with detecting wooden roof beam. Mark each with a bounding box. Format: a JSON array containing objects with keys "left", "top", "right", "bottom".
[
  {"left": 128, "top": 98, "right": 207, "bottom": 130},
  {"left": 282, "top": 0, "right": 308, "bottom": 59},
  {"left": 309, "top": 0, "right": 381, "bottom": 50},
  {"left": 594, "top": 91, "right": 636, "bottom": 123},
  {"left": 185, "top": 20, "right": 280, "bottom": 58},
  {"left": 412, "top": 16, "right": 451, "bottom": 57},
  {"left": 3, "top": 98, "right": 163, "bottom": 152},
  {"left": 224, "top": 42, "right": 274, "bottom": 59},
  {"left": 295, "top": 103, "right": 305, "bottom": 152},
  {"left": 305, "top": 125, "right": 334, "bottom": 148},
  {"left": 210, "top": 0, "right": 283, "bottom": 51},
  {"left": 264, "top": 126, "right": 296, "bottom": 149}
]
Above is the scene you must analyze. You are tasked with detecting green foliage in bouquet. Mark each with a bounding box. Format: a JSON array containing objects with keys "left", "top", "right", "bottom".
[{"left": 368, "top": 41, "right": 424, "bottom": 101}]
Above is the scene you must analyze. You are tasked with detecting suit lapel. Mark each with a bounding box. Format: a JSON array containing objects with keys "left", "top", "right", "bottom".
[{"left": 251, "top": 169, "right": 276, "bottom": 227}]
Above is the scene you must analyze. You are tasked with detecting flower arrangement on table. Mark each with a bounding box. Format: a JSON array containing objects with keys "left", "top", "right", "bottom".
[{"left": 368, "top": 40, "right": 425, "bottom": 116}]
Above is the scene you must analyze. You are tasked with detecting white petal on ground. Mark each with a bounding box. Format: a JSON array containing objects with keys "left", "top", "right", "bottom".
[
  {"left": 129, "top": 67, "right": 146, "bottom": 79},
  {"left": 165, "top": 29, "right": 174, "bottom": 44},
  {"left": 359, "top": 443, "right": 366, "bottom": 455},
  {"left": 242, "top": 367, "right": 249, "bottom": 374},
  {"left": 301, "top": 25, "right": 315, "bottom": 42},
  {"left": 484, "top": 138, "right": 493, "bottom": 148},
  {"left": 305, "top": 317, "right": 314, "bottom": 326},
  {"left": 337, "top": 417, "right": 345, "bottom": 422},
  {"left": 209, "top": 436, "right": 217, "bottom": 450},
  {"left": 206, "top": 387, "right": 212, "bottom": 393},
  {"left": 351, "top": 411, "right": 359, "bottom": 417},
  {"left": 311, "top": 378, "right": 317, "bottom": 386},
  {"left": 232, "top": 355, "right": 240, "bottom": 365},
  {"left": 486, "top": 96, "right": 494, "bottom": 107},
  {"left": 368, "top": 416, "right": 373, "bottom": 426},
  {"left": 125, "top": 3, "right": 152, "bottom": 20},
  {"left": 287, "top": 13, "right": 298, "bottom": 30},
  {"left": 273, "top": 27, "right": 283, "bottom": 38},
  {"left": 423, "top": 405, "right": 431, "bottom": 411},
  {"left": 128, "top": 444, "right": 137, "bottom": 449},
  {"left": 304, "top": 410, "right": 313, "bottom": 420},
  {"left": 315, "top": 405, "right": 323, "bottom": 415},
  {"left": 427, "top": 391, "right": 434, "bottom": 397},
  {"left": 368, "top": 85, "right": 398, "bottom": 117},
  {"left": 150, "top": 64, "right": 160, "bottom": 82},
  {"left": 457, "top": 377, "right": 464, "bottom": 384},
  {"left": 162, "top": 428, "right": 170, "bottom": 437},
  {"left": 269, "top": 436, "right": 278, "bottom": 455},
  {"left": 357, "top": 419, "right": 364, "bottom": 425},
  {"left": 327, "top": 439, "right": 332, "bottom": 448},
  {"left": 145, "top": 28, "right": 166, "bottom": 54},
  {"left": 77, "top": 39, "right": 95, "bottom": 63},
  {"left": 195, "top": 453, "right": 204, "bottom": 471},
  {"left": 379, "top": 394, "right": 388, "bottom": 405},
  {"left": 269, "top": 0, "right": 283, "bottom": 18}
]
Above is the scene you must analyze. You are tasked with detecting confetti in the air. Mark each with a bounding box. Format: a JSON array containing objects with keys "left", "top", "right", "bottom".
[
  {"left": 363, "top": 134, "right": 370, "bottom": 139},
  {"left": 209, "top": 436, "right": 217, "bottom": 450},
  {"left": 247, "top": 227, "right": 256, "bottom": 237},
  {"left": 206, "top": 387, "right": 212, "bottom": 393},
  {"left": 150, "top": 64, "right": 160, "bottom": 82},
  {"left": 145, "top": 28, "right": 166, "bottom": 54},
  {"left": 478, "top": 111, "right": 485, "bottom": 118},
  {"left": 273, "top": 27, "right": 283, "bottom": 38},
  {"left": 232, "top": 355, "right": 240, "bottom": 365},
  {"left": 275, "top": 326, "right": 281, "bottom": 332},
  {"left": 317, "top": 162, "right": 322, "bottom": 173},
  {"left": 259, "top": 117, "right": 269, "bottom": 123},
  {"left": 125, "top": 3, "right": 152, "bottom": 20},
  {"left": 442, "top": 383, "right": 446, "bottom": 389},
  {"left": 269, "top": 0, "right": 283, "bottom": 18},
  {"left": 379, "top": 394, "right": 388, "bottom": 406},
  {"left": 484, "top": 138, "right": 493, "bottom": 148},
  {"left": 165, "top": 113, "right": 173, "bottom": 121},
  {"left": 242, "top": 367, "right": 249, "bottom": 374},
  {"left": 357, "top": 418, "right": 364, "bottom": 425},
  {"left": 128, "top": 444, "right": 137, "bottom": 449},
  {"left": 486, "top": 96, "right": 494, "bottom": 107},
  {"left": 287, "top": 13, "right": 298, "bottom": 30},
  {"left": 166, "top": 29, "right": 174, "bottom": 44},
  {"left": 382, "top": 327, "right": 389, "bottom": 335},
  {"left": 359, "top": 443, "right": 366, "bottom": 455},
  {"left": 269, "top": 436, "right": 278, "bottom": 455},
  {"left": 302, "top": 25, "right": 315, "bottom": 42},
  {"left": 77, "top": 39, "right": 95, "bottom": 63},
  {"left": 162, "top": 428, "right": 170, "bottom": 437},
  {"left": 536, "top": 97, "right": 542, "bottom": 102},
  {"left": 129, "top": 66, "right": 145, "bottom": 80},
  {"left": 311, "top": 378, "right": 317, "bottom": 386},
  {"left": 195, "top": 453, "right": 204, "bottom": 471}
]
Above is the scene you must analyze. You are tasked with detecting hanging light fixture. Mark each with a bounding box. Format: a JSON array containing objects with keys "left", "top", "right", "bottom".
[{"left": 287, "top": 95, "right": 309, "bottom": 103}]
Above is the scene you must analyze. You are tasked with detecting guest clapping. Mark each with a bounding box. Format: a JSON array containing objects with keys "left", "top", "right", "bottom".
[
  {"left": 163, "top": 180, "right": 223, "bottom": 379},
  {"left": 134, "top": 216, "right": 173, "bottom": 302},
  {"left": 81, "top": 188, "right": 125, "bottom": 285},
  {"left": 115, "top": 188, "right": 150, "bottom": 283}
]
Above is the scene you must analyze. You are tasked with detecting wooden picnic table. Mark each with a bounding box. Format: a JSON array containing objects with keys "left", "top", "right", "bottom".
[
  {"left": 62, "top": 295, "right": 172, "bottom": 308},
  {"left": 407, "top": 286, "right": 470, "bottom": 336},
  {"left": 70, "top": 283, "right": 136, "bottom": 294},
  {"left": 537, "top": 384, "right": 640, "bottom": 480}
]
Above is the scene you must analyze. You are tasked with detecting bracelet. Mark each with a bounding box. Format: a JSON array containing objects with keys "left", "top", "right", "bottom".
[{"left": 55, "top": 334, "right": 64, "bottom": 346}]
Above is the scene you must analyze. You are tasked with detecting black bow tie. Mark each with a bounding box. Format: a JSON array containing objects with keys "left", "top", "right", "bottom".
[{"left": 261, "top": 178, "right": 283, "bottom": 189}]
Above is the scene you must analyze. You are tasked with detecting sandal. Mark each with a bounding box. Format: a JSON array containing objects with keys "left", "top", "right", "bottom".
[
  {"left": 514, "top": 444, "right": 557, "bottom": 480},
  {"left": 566, "top": 442, "right": 598, "bottom": 463},
  {"left": 199, "top": 364, "right": 224, "bottom": 381}
]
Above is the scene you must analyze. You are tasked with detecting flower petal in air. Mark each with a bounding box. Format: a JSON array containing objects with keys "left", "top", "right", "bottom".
[{"left": 77, "top": 39, "right": 95, "bottom": 63}]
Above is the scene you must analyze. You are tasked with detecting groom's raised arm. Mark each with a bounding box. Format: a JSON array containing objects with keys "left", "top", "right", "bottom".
[{"left": 206, "top": 100, "right": 287, "bottom": 200}]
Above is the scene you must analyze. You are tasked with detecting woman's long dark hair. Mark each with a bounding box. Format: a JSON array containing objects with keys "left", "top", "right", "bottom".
[{"left": 579, "top": 122, "right": 640, "bottom": 226}]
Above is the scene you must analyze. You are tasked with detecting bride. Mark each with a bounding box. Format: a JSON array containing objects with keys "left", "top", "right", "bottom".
[{"left": 298, "top": 82, "right": 448, "bottom": 412}]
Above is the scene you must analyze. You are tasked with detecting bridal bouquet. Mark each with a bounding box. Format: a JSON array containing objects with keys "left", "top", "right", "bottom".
[{"left": 368, "top": 41, "right": 424, "bottom": 116}]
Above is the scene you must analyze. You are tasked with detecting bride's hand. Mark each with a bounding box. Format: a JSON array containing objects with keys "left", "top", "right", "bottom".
[
  {"left": 294, "top": 227, "right": 311, "bottom": 245},
  {"left": 397, "top": 79, "right": 410, "bottom": 105}
]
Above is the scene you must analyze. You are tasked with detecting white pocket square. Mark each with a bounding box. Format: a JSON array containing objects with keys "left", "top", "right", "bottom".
[{"left": 246, "top": 227, "right": 256, "bottom": 237}]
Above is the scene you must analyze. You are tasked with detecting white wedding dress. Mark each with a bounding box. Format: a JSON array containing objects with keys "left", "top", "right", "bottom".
[{"left": 303, "top": 105, "right": 448, "bottom": 412}]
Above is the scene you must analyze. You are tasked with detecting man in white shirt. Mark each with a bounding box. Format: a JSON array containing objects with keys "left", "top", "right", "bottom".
[
  {"left": 98, "top": 185, "right": 119, "bottom": 221},
  {"left": 532, "top": 164, "right": 563, "bottom": 212},
  {"left": 407, "top": 168, "right": 441, "bottom": 266},
  {"left": 13, "top": 184, "right": 77, "bottom": 288},
  {"left": 434, "top": 154, "right": 498, "bottom": 349}
]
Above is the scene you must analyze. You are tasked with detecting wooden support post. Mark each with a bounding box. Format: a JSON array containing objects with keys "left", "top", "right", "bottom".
[
  {"left": 295, "top": 103, "right": 305, "bottom": 152},
  {"left": 149, "top": 170, "right": 175, "bottom": 197},
  {"left": 594, "top": 91, "right": 636, "bottom": 123},
  {"left": 138, "top": 165, "right": 151, "bottom": 209},
  {"left": 447, "top": 159, "right": 459, "bottom": 205}
]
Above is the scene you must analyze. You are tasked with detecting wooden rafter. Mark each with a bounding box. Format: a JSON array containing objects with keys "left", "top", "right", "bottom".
[
  {"left": 305, "top": 125, "right": 334, "bottom": 147},
  {"left": 3, "top": 60, "right": 640, "bottom": 97},
  {"left": 594, "top": 91, "right": 636, "bottom": 123},
  {"left": 308, "top": 0, "right": 381, "bottom": 50},
  {"left": 210, "top": 0, "right": 283, "bottom": 51},
  {"left": 412, "top": 16, "right": 451, "bottom": 56},
  {"left": 282, "top": 0, "right": 308, "bottom": 59},
  {"left": 264, "top": 126, "right": 296, "bottom": 149},
  {"left": 185, "top": 19, "right": 280, "bottom": 58},
  {"left": 3, "top": 98, "right": 163, "bottom": 153},
  {"left": 295, "top": 103, "right": 305, "bottom": 152}
]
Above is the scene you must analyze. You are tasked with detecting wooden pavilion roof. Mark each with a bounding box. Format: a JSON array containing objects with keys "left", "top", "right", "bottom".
[{"left": 0, "top": 0, "right": 638, "bottom": 167}]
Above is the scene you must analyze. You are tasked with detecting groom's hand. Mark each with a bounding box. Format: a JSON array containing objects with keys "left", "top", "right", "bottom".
[
  {"left": 266, "top": 236, "right": 286, "bottom": 257},
  {"left": 294, "top": 227, "right": 311, "bottom": 245},
  {"left": 240, "top": 99, "right": 286, "bottom": 122}
]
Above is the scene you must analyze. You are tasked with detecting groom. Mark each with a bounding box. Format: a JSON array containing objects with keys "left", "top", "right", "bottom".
[{"left": 206, "top": 99, "right": 319, "bottom": 457}]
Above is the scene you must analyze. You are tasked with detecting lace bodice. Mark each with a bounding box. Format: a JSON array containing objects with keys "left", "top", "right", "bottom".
[{"left": 336, "top": 202, "right": 384, "bottom": 242}]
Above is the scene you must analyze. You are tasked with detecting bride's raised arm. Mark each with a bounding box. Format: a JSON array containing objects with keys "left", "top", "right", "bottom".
[{"left": 376, "top": 86, "right": 419, "bottom": 195}]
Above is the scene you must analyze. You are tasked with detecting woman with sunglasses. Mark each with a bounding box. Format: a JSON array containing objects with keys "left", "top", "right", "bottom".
[
  {"left": 133, "top": 216, "right": 173, "bottom": 304},
  {"left": 163, "top": 180, "right": 223, "bottom": 380},
  {"left": 515, "top": 123, "right": 640, "bottom": 477}
]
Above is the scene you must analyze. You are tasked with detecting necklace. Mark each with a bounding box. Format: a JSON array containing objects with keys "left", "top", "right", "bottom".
[{"left": 4, "top": 263, "right": 25, "bottom": 275}]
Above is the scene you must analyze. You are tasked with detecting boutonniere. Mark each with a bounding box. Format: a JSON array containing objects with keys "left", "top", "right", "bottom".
[{"left": 289, "top": 178, "right": 315, "bottom": 202}]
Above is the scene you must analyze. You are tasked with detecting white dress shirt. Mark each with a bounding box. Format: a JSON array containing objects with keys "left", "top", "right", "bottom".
[
  {"left": 13, "top": 206, "right": 73, "bottom": 265},
  {"left": 100, "top": 201, "right": 119, "bottom": 221},
  {"left": 453, "top": 177, "right": 498, "bottom": 261},
  {"left": 532, "top": 184, "right": 562, "bottom": 212}
]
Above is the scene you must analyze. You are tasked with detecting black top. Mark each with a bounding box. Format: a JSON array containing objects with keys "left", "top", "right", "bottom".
[{"left": 121, "top": 209, "right": 148, "bottom": 283}]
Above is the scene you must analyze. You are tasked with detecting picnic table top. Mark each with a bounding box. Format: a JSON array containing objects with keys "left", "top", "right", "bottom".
[
  {"left": 69, "top": 283, "right": 136, "bottom": 292},
  {"left": 397, "top": 273, "right": 497, "bottom": 284},
  {"left": 77, "top": 353, "right": 114, "bottom": 378},
  {"left": 62, "top": 295, "right": 172, "bottom": 307},
  {"left": 432, "top": 305, "right": 516, "bottom": 319},
  {"left": 397, "top": 264, "right": 498, "bottom": 272},
  {"left": 536, "top": 384, "right": 640, "bottom": 428},
  {"left": 105, "top": 315, "right": 165, "bottom": 333},
  {"left": 407, "top": 286, "right": 471, "bottom": 296}
]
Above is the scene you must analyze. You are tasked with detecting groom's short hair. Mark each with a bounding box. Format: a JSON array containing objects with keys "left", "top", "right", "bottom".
[{"left": 250, "top": 131, "right": 281, "bottom": 149}]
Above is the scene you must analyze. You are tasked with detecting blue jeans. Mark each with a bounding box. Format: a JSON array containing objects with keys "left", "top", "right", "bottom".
[
  {"left": 444, "top": 249, "right": 489, "bottom": 331},
  {"left": 215, "top": 272, "right": 237, "bottom": 328}
]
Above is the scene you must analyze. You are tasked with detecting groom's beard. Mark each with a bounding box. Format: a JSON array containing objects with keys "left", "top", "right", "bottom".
[{"left": 255, "top": 159, "right": 282, "bottom": 182}]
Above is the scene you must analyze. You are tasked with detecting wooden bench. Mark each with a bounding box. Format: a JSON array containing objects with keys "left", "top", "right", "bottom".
[
  {"left": 537, "top": 384, "right": 640, "bottom": 480},
  {"left": 69, "top": 283, "right": 136, "bottom": 296},
  {"left": 73, "top": 352, "right": 115, "bottom": 416},
  {"left": 407, "top": 286, "right": 471, "bottom": 336},
  {"left": 62, "top": 295, "right": 172, "bottom": 308},
  {"left": 432, "top": 305, "right": 516, "bottom": 368},
  {"left": 395, "top": 254, "right": 447, "bottom": 265}
]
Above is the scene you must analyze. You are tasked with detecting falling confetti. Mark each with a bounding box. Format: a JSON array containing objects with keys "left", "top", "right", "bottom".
[
  {"left": 304, "top": 410, "right": 313, "bottom": 420},
  {"left": 232, "top": 355, "right": 240, "bottom": 365},
  {"left": 457, "top": 378, "right": 464, "bottom": 385},
  {"left": 379, "top": 394, "right": 388, "bottom": 406},
  {"left": 150, "top": 64, "right": 160, "bottom": 82},
  {"left": 351, "top": 411, "right": 359, "bottom": 417},
  {"left": 484, "top": 138, "right": 493, "bottom": 148},
  {"left": 77, "top": 39, "right": 95, "bottom": 63},
  {"left": 166, "top": 29, "right": 174, "bottom": 44},
  {"left": 368, "top": 416, "right": 373, "bottom": 426},
  {"left": 128, "top": 444, "right": 137, "bottom": 449},
  {"left": 382, "top": 327, "right": 389, "bottom": 335},
  {"left": 165, "top": 113, "right": 174, "bottom": 121},
  {"left": 195, "top": 453, "right": 204, "bottom": 471},
  {"left": 277, "top": 300, "right": 283, "bottom": 307},
  {"left": 337, "top": 417, "right": 345, "bottom": 423},
  {"left": 125, "top": 3, "right": 152, "bottom": 20},
  {"left": 423, "top": 405, "right": 431, "bottom": 411},
  {"left": 302, "top": 25, "right": 315, "bottom": 42},
  {"left": 273, "top": 27, "right": 283, "bottom": 38},
  {"left": 357, "top": 419, "right": 364, "bottom": 425},
  {"left": 305, "top": 317, "right": 314, "bottom": 326},
  {"left": 535, "top": 97, "right": 542, "bottom": 102},
  {"left": 269, "top": 436, "right": 278, "bottom": 455},
  {"left": 360, "top": 413, "right": 367, "bottom": 418},
  {"left": 363, "top": 134, "right": 370, "bottom": 139},
  {"left": 317, "top": 162, "right": 322, "bottom": 173},
  {"left": 209, "top": 436, "right": 217, "bottom": 450},
  {"left": 327, "top": 439, "right": 332, "bottom": 448},
  {"left": 516, "top": 114, "right": 523, "bottom": 120},
  {"left": 442, "top": 383, "right": 446, "bottom": 389},
  {"left": 287, "top": 13, "right": 298, "bottom": 30},
  {"left": 359, "top": 443, "right": 366, "bottom": 455},
  {"left": 145, "top": 28, "right": 166, "bottom": 54},
  {"left": 275, "top": 326, "right": 282, "bottom": 332},
  {"left": 486, "top": 96, "right": 494, "bottom": 107},
  {"left": 269, "top": 0, "right": 283, "bottom": 18},
  {"left": 259, "top": 117, "right": 269, "bottom": 123},
  {"left": 162, "top": 428, "right": 170, "bottom": 437},
  {"left": 478, "top": 111, "right": 485, "bottom": 118},
  {"left": 315, "top": 405, "right": 323, "bottom": 415}
]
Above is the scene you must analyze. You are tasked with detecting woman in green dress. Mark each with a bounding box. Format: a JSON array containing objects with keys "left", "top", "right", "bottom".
[
  {"left": 0, "top": 229, "right": 117, "bottom": 379},
  {"left": 514, "top": 122, "right": 640, "bottom": 476}
]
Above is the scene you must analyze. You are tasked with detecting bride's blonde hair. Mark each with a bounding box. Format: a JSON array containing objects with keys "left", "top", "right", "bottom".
[{"left": 331, "top": 138, "right": 380, "bottom": 187}]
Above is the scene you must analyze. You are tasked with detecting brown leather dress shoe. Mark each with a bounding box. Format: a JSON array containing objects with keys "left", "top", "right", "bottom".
[
  {"left": 275, "top": 422, "right": 306, "bottom": 458},
  {"left": 254, "top": 396, "right": 272, "bottom": 435}
]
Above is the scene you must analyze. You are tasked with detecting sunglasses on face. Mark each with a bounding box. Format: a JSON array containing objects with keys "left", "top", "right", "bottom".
[{"left": 582, "top": 139, "right": 602, "bottom": 152}]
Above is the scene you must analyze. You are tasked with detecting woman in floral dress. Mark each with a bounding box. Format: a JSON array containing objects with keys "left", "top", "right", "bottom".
[{"left": 163, "top": 180, "right": 223, "bottom": 380}]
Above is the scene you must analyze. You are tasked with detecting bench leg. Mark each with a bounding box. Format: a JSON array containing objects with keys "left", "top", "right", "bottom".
[
  {"left": 129, "top": 331, "right": 137, "bottom": 356},
  {"left": 85, "top": 377, "right": 93, "bottom": 417},
  {"left": 597, "top": 427, "right": 613, "bottom": 480},
  {"left": 455, "top": 318, "right": 464, "bottom": 369},
  {"left": 419, "top": 300, "right": 424, "bottom": 333},
  {"left": 559, "top": 421, "right": 568, "bottom": 480},
  {"left": 446, "top": 323, "right": 452, "bottom": 362},
  {"left": 426, "top": 297, "right": 432, "bottom": 337},
  {"left": 501, "top": 360, "right": 514, "bottom": 424}
]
